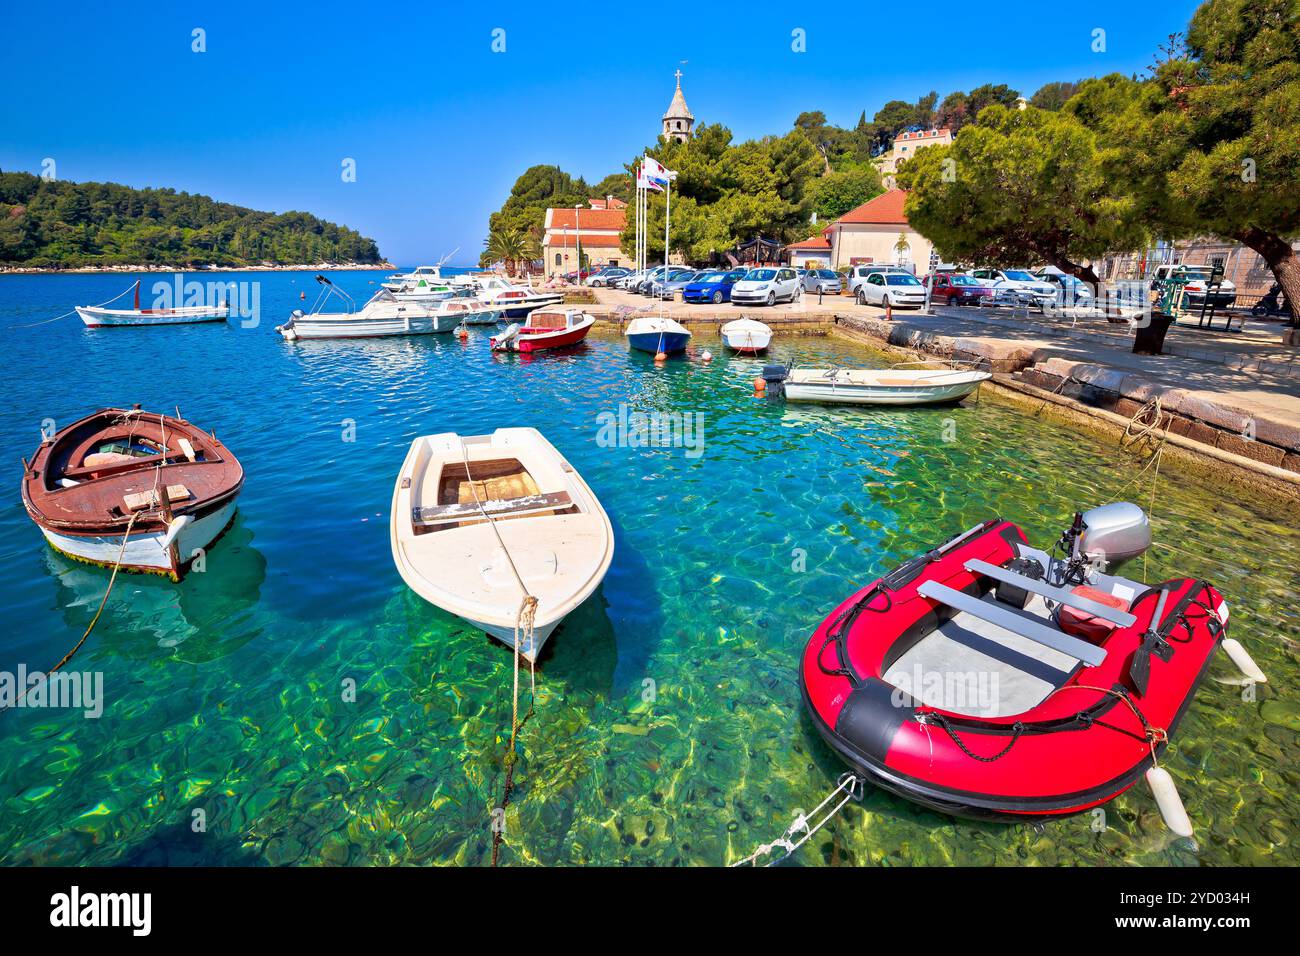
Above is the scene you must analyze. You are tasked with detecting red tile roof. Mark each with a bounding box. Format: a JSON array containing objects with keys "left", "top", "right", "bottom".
[
  {"left": 895, "top": 128, "right": 951, "bottom": 141},
  {"left": 589, "top": 197, "right": 629, "bottom": 210},
  {"left": 545, "top": 234, "right": 626, "bottom": 249},
  {"left": 787, "top": 235, "right": 832, "bottom": 250},
  {"left": 547, "top": 208, "right": 626, "bottom": 230},
  {"left": 834, "top": 189, "right": 910, "bottom": 225}
]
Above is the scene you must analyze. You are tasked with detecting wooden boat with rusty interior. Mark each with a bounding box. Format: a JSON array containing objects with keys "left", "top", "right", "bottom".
[{"left": 21, "top": 407, "right": 244, "bottom": 580}]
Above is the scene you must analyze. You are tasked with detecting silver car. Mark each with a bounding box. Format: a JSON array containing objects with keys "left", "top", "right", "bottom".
[
  {"left": 647, "top": 268, "right": 697, "bottom": 298},
  {"left": 801, "top": 268, "right": 843, "bottom": 295},
  {"left": 655, "top": 269, "right": 705, "bottom": 300}
]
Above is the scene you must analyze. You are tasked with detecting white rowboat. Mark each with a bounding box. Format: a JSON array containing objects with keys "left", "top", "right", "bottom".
[
  {"left": 781, "top": 367, "right": 991, "bottom": 405},
  {"left": 720, "top": 318, "right": 772, "bottom": 353},
  {"left": 390, "top": 428, "right": 614, "bottom": 661}
]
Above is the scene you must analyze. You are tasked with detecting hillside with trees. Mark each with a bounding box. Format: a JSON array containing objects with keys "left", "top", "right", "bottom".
[{"left": 0, "top": 171, "right": 384, "bottom": 269}]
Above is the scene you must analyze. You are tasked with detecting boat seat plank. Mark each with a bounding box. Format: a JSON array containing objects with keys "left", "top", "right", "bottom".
[
  {"left": 916, "top": 580, "right": 1108, "bottom": 667},
  {"left": 965, "top": 559, "right": 1137, "bottom": 627},
  {"left": 413, "top": 490, "right": 572, "bottom": 525}
]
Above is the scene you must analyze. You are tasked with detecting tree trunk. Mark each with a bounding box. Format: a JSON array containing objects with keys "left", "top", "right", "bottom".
[
  {"left": 1049, "top": 255, "right": 1101, "bottom": 286},
  {"left": 1236, "top": 227, "right": 1300, "bottom": 326}
]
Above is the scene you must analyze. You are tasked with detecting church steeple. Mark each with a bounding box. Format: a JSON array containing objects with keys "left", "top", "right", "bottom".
[{"left": 662, "top": 70, "right": 694, "bottom": 143}]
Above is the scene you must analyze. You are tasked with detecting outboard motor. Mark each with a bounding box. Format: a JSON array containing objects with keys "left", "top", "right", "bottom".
[
  {"left": 1077, "top": 502, "right": 1151, "bottom": 568},
  {"left": 761, "top": 363, "right": 790, "bottom": 396},
  {"left": 492, "top": 322, "right": 520, "bottom": 351}
]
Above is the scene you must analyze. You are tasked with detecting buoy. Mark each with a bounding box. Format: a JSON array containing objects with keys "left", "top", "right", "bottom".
[
  {"left": 299, "top": 291, "right": 306, "bottom": 300},
  {"left": 701, "top": 350, "right": 713, "bottom": 363},
  {"left": 1222, "top": 638, "right": 1267, "bottom": 684},
  {"left": 753, "top": 377, "right": 766, "bottom": 393},
  {"left": 1145, "top": 766, "right": 1194, "bottom": 837},
  {"left": 655, "top": 351, "right": 667, "bottom": 362}
]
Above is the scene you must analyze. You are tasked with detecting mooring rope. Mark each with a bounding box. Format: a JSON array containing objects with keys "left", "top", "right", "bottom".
[
  {"left": 0, "top": 510, "right": 141, "bottom": 716},
  {"left": 11, "top": 282, "right": 138, "bottom": 329},
  {"left": 730, "top": 773, "right": 864, "bottom": 866},
  {"left": 456, "top": 439, "right": 539, "bottom": 867}
]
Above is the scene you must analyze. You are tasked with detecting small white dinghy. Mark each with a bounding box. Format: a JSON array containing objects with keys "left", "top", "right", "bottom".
[
  {"left": 778, "top": 366, "right": 990, "bottom": 405},
  {"left": 720, "top": 318, "right": 772, "bottom": 353},
  {"left": 390, "top": 427, "right": 614, "bottom": 660},
  {"left": 76, "top": 280, "right": 228, "bottom": 328}
]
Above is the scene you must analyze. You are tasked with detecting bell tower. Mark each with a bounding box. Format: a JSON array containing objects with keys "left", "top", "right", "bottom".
[{"left": 662, "top": 70, "right": 694, "bottom": 143}]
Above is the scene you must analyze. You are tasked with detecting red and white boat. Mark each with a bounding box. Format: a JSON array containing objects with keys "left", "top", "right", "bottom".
[
  {"left": 490, "top": 309, "right": 595, "bottom": 352},
  {"left": 76, "top": 281, "right": 229, "bottom": 328},
  {"left": 20, "top": 407, "right": 244, "bottom": 580},
  {"left": 800, "top": 503, "right": 1257, "bottom": 827}
]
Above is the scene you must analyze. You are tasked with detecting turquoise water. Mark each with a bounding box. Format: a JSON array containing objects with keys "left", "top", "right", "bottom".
[{"left": 1, "top": 271, "right": 1296, "bottom": 867}]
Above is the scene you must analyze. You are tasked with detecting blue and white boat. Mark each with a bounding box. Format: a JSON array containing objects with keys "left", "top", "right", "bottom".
[{"left": 626, "top": 316, "right": 691, "bottom": 354}]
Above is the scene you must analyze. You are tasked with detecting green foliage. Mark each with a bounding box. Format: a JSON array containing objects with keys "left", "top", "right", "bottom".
[
  {"left": 897, "top": 104, "right": 1146, "bottom": 277},
  {"left": 1030, "top": 81, "right": 1079, "bottom": 111},
  {"left": 0, "top": 170, "right": 381, "bottom": 268},
  {"left": 937, "top": 84, "right": 1022, "bottom": 133},
  {"left": 483, "top": 164, "right": 593, "bottom": 264},
  {"left": 808, "top": 165, "right": 884, "bottom": 221}
]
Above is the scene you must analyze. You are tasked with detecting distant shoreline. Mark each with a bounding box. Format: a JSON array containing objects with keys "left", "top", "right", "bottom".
[{"left": 0, "top": 262, "right": 395, "bottom": 276}]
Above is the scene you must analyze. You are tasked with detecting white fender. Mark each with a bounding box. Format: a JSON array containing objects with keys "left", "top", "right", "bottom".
[
  {"left": 1146, "top": 766, "right": 1194, "bottom": 837},
  {"left": 1221, "top": 638, "right": 1267, "bottom": 684},
  {"left": 160, "top": 514, "right": 194, "bottom": 550}
]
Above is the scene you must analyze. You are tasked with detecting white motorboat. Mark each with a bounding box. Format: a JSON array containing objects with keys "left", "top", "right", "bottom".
[
  {"left": 76, "top": 281, "right": 229, "bottom": 327},
  {"left": 774, "top": 365, "right": 991, "bottom": 405},
  {"left": 476, "top": 277, "right": 565, "bottom": 319},
  {"left": 720, "top": 318, "right": 772, "bottom": 353},
  {"left": 390, "top": 427, "right": 614, "bottom": 661},
  {"left": 277, "top": 276, "right": 467, "bottom": 340}
]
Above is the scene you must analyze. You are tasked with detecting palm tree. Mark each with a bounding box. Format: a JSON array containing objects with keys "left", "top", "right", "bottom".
[{"left": 484, "top": 226, "right": 540, "bottom": 275}]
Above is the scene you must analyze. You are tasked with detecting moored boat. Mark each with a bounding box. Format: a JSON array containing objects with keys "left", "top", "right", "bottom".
[
  {"left": 491, "top": 309, "right": 594, "bottom": 352},
  {"left": 475, "top": 277, "right": 565, "bottom": 319},
  {"left": 720, "top": 318, "right": 772, "bottom": 353},
  {"left": 76, "top": 281, "right": 229, "bottom": 328},
  {"left": 625, "top": 316, "right": 691, "bottom": 354},
  {"left": 20, "top": 407, "right": 244, "bottom": 580},
  {"left": 771, "top": 365, "right": 989, "bottom": 405},
  {"left": 277, "top": 276, "right": 476, "bottom": 340},
  {"left": 800, "top": 504, "right": 1239, "bottom": 823},
  {"left": 390, "top": 427, "right": 614, "bottom": 661}
]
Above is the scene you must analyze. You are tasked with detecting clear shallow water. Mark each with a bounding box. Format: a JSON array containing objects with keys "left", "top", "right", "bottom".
[{"left": 0, "top": 271, "right": 1296, "bottom": 867}]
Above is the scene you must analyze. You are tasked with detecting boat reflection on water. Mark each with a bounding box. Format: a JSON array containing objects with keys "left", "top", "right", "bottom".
[{"left": 40, "top": 516, "right": 267, "bottom": 664}]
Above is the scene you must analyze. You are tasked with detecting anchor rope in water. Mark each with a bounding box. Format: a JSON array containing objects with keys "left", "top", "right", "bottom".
[
  {"left": 456, "top": 439, "right": 538, "bottom": 867},
  {"left": 730, "top": 773, "right": 863, "bottom": 867},
  {"left": 0, "top": 510, "right": 141, "bottom": 716},
  {"left": 11, "top": 281, "right": 139, "bottom": 329}
]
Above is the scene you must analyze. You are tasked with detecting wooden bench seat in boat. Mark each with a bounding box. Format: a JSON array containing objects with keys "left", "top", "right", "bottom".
[{"left": 412, "top": 490, "right": 573, "bottom": 526}]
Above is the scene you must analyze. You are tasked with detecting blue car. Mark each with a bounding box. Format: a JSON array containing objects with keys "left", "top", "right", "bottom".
[{"left": 682, "top": 269, "right": 749, "bottom": 304}]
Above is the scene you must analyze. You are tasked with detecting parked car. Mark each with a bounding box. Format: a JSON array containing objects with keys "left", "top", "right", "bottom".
[
  {"left": 847, "top": 263, "right": 912, "bottom": 300},
  {"left": 927, "top": 272, "right": 994, "bottom": 306},
  {"left": 588, "top": 267, "right": 632, "bottom": 287},
  {"left": 646, "top": 268, "right": 697, "bottom": 297},
  {"left": 631, "top": 266, "right": 669, "bottom": 294},
  {"left": 683, "top": 269, "right": 749, "bottom": 304},
  {"left": 1148, "top": 263, "right": 1237, "bottom": 309},
  {"left": 801, "top": 268, "right": 843, "bottom": 295},
  {"left": 655, "top": 269, "right": 706, "bottom": 300},
  {"left": 613, "top": 269, "right": 643, "bottom": 290},
  {"left": 562, "top": 268, "right": 596, "bottom": 283},
  {"left": 731, "top": 267, "right": 802, "bottom": 306},
  {"left": 854, "top": 270, "right": 928, "bottom": 308},
  {"left": 969, "top": 268, "right": 1058, "bottom": 305},
  {"left": 1034, "top": 268, "right": 1095, "bottom": 306}
]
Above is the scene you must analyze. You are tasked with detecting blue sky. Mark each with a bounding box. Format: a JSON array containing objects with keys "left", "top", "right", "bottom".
[{"left": 1, "top": 1, "right": 1203, "bottom": 266}]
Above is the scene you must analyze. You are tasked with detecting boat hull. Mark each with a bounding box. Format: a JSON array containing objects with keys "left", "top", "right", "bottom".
[
  {"left": 783, "top": 379, "right": 983, "bottom": 405},
  {"left": 279, "top": 313, "right": 461, "bottom": 340},
  {"left": 40, "top": 499, "right": 238, "bottom": 580},
  {"left": 628, "top": 331, "right": 691, "bottom": 354},
  {"left": 76, "top": 305, "right": 230, "bottom": 328}
]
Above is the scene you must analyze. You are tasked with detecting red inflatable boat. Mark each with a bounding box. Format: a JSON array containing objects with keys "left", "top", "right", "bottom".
[{"left": 801, "top": 504, "right": 1230, "bottom": 820}]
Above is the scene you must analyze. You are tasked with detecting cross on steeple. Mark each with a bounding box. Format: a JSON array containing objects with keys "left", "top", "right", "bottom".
[{"left": 674, "top": 69, "right": 682, "bottom": 87}]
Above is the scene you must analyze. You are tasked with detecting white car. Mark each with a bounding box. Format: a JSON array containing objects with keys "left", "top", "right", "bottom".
[
  {"left": 1149, "top": 264, "right": 1237, "bottom": 308},
  {"left": 854, "top": 270, "right": 927, "bottom": 308},
  {"left": 730, "top": 267, "right": 802, "bottom": 306},
  {"left": 847, "top": 264, "right": 912, "bottom": 300},
  {"left": 970, "top": 268, "right": 1058, "bottom": 305},
  {"left": 1034, "top": 268, "right": 1096, "bottom": 307}
]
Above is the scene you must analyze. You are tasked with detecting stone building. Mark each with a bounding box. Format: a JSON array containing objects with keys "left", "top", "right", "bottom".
[{"left": 663, "top": 70, "right": 694, "bottom": 143}]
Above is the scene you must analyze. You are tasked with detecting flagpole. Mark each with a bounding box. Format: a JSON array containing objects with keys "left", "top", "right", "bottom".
[{"left": 661, "top": 178, "right": 670, "bottom": 319}]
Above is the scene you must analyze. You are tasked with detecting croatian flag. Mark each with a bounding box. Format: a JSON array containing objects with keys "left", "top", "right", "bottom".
[
  {"left": 642, "top": 155, "right": 676, "bottom": 188},
  {"left": 637, "top": 164, "right": 665, "bottom": 192}
]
